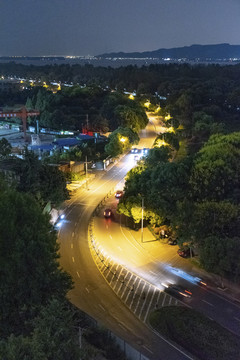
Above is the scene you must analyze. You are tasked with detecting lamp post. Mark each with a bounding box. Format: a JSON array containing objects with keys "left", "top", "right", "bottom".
[
  {"left": 85, "top": 156, "right": 90, "bottom": 190},
  {"left": 141, "top": 196, "right": 144, "bottom": 243}
]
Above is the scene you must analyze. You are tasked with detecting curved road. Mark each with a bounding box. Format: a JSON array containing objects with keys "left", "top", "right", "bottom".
[
  {"left": 58, "top": 119, "right": 193, "bottom": 360},
  {"left": 93, "top": 199, "right": 240, "bottom": 336}
]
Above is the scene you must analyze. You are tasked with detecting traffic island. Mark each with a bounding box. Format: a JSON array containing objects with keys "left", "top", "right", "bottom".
[{"left": 149, "top": 306, "right": 240, "bottom": 360}]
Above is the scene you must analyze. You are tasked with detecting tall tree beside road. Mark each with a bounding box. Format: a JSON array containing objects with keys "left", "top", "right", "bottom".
[
  {"left": 190, "top": 133, "right": 240, "bottom": 201},
  {"left": 0, "top": 138, "right": 12, "bottom": 159},
  {"left": 0, "top": 189, "right": 72, "bottom": 337},
  {"left": 119, "top": 132, "right": 240, "bottom": 279},
  {"left": 16, "top": 149, "right": 69, "bottom": 208},
  {"left": 105, "top": 127, "right": 139, "bottom": 157},
  {"left": 39, "top": 164, "right": 70, "bottom": 207}
]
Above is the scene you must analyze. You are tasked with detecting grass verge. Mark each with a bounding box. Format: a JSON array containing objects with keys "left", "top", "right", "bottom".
[{"left": 149, "top": 306, "right": 240, "bottom": 360}]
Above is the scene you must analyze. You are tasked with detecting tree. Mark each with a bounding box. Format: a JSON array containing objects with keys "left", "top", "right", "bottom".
[
  {"left": 190, "top": 133, "right": 240, "bottom": 201},
  {"left": 199, "top": 236, "right": 240, "bottom": 280},
  {"left": 35, "top": 89, "right": 47, "bottom": 112},
  {"left": 16, "top": 149, "right": 69, "bottom": 208},
  {"left": 144, "top": 147, "right": 170, "bottom": 168},
  {"left": 0, "top": 138, "right": 12, "bottom": 158},
  {"left": 0, "top": 299, "right": 83, "bottom": 360},
  {"left": 0, "top": 189, "right": 72, "bottom": 337},
  {"left": 105, "top": 127, "right": 139, "bottom": 157},
  {"left": 25, "top": 97, "right": 34, "bottom": 111},
  {"left": 30, "top": 299, "right": 81, "bottom": 360},
  {"left": 39, "top": 165, "right": 70, "bottom": 207}
]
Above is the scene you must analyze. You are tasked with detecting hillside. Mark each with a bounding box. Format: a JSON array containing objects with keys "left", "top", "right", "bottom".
[{"left": 98, "top": 43, "right": 240, "bottom": 60}]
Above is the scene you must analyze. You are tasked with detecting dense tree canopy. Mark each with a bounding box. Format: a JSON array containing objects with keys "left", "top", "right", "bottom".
[
  {"left": 15, "top": 149, "right": 69, "bottom": 207},
  {"left": 0, "top": 188, "right": 72, "bottom": 337},
  {"left": 118, "top": 133, "right": 240, "bottom": 279},
  {"left": 105, "top": 127, "right": 139, "bottom": 157}
]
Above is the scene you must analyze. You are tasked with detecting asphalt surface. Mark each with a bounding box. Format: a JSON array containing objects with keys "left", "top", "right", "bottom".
[
  {"left": 93, "top": 191, "right": 240, "bottom": 337},
  {"left": 58, "top": 118, "right": 194, "bottom": 360}
]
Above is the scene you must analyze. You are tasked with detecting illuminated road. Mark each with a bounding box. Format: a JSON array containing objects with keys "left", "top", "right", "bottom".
[
  {"left": 58, "top": 118, "right": 193, "bottom": 360},
  {"left": 93, "top": 194, "right": 240, "bottom": 336}
]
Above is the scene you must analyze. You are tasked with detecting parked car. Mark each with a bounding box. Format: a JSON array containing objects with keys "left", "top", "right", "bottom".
[
  {"left": 168, "top": 238, "right": 177, "bottom": 245},
  {"left": 177, "top": 247, "right": 191, "bottom": 258},
  {"left": 103, "top": 208, "right": 112, "bottom": 218}
]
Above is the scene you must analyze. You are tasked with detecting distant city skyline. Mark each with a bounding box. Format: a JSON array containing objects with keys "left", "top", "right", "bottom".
[{"left": 0, "top": 0, "right": 240, "bottom": 56}]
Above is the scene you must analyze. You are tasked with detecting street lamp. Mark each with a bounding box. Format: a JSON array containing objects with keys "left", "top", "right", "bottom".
[
  {"left": 120, "top": 137, "right": 126, "bottom": 143},
  {"left": 141, "top": 196, "right": 144, "bottom": 243}
]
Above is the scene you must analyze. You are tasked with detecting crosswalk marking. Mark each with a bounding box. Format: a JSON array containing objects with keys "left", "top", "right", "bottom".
[{"left": 89, "top": 230, "right": 181, "bottom": 324}]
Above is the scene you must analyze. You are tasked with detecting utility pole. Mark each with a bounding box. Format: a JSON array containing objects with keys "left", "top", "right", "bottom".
[
  {"left": 86, "top": 114, "right": 89, "bottom": 130},
  {"left": 85, "top": 156, "right": 88, "bottom": 190},
  {"left": 141, "top": 196, "right": 144, "bottom": 243},
  {"left": 78, "top": 326, "right": 82, "bottom": 349}
]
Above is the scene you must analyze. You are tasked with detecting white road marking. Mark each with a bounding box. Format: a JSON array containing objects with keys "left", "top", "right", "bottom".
[
  {"left": 85, "top": 287, "right": 89, "bottom": 293},
  {"left": 118, "top": 246, "right": 122, "bottom": 251},
  {"left": 98, "top": 304, "right": 106, "bottom": 312},
  {"left": 139, "top": 284, "right": 149, "bottom": 317},
  {"left": 202, "top": 299, "right": 214, "bottom": 307},
  {"left": 131, "top": 279, "right": 143, "bottom": 310},
  {"left": 72, "top": 257, "right": 75, "bottom": 262},
  {"left": 72, "top": 232, "right": 74, "bottom": 237},
  {"left": 149, "top": 270, "right": 157, "bottom": 275},
  {"left": 161, "top": 293, "right": 167, "bottom": 306},
  {"left": 109, "top": 235, "right": 112, "bottom": 239},
  {"left": 122, "top": 273, "right": 133, "bottom": 299},
  {"left": 234, "top": 317, "right": 240, "bottom": 322},
  {"left": 113, "top": 268, "right": 124, "bottom": 291},
  {"left": 76, "top": 271, "right": 80, "bottom": 278},
  {"left": 118, "top": 323, "right": 126, "bottom": 331},
  {"left": 144, "top": 288, "right": 156, "bottom": 323},
  {"left": 71, "top": 243, "right": 73, "bottom": 249},
  {"left": 142, "top": 345, "right": 153, "bottom": 354},
  {"left": 110, "top": 264, "right": 119, "bottom": 285},
  {"left": 155, "top": 291, "right": 161, "bottom": 306}
]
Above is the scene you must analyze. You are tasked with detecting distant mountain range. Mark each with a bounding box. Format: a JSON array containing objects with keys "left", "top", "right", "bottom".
[{"left": 98, "top": 44, "right": 240, "bottom": 60}]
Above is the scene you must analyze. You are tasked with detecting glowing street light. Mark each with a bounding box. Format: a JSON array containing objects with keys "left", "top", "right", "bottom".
[
  {"left": 165, "top": 114, "right": 171, "bottom": 121},
  {"left": 167, "top": 126, "right": 175, "bottom": 133},
  {"left": 120, "top": 137, "right": 127, "bottom": 143},
  {"left": 155, "top": 138, "right": 168, "bottom": 147},
  {"left": 129, "top": 94, "right": 135, "bottom": 100},
  {"left": 144, "top": 100, "right": 151, "bottom": 108}
]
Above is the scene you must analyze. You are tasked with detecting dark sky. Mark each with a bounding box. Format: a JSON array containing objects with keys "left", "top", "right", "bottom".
[{"left": 0, "top": 0, "right": 239, "bottom": 56}]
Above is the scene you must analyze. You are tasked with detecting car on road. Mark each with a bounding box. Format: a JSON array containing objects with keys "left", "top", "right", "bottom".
[
  {"left": 54, "top": 214, "right": 65, "bottom": 229},
  {"left": 103, "top": 208, "right": 112, "bottom": 218},
  {"left": 177, "top": 247, "right": 191, "bottom": 258},
  {"left": 131, "top": 148, "right": 138, "bottom": 153},
  {"left": 115, "top": 190, "right": 124, "bottom": 199},
  {"left": 162, "top": 282, "right": 192, "bottom": 298}
]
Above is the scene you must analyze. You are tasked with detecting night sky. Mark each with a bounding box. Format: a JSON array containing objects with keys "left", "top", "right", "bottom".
[{"left": 0, "top": 0, "right": 239, "bottom": 56}]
